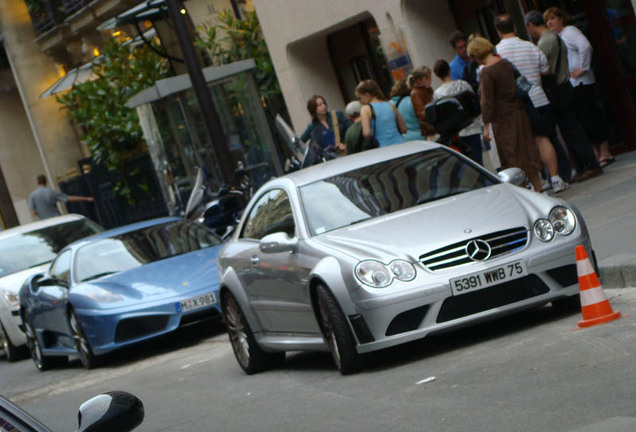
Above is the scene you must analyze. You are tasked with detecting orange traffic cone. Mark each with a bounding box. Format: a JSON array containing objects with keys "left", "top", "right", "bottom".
[{"left": 575, "top": 245, "right": 621, "bottom": 328}]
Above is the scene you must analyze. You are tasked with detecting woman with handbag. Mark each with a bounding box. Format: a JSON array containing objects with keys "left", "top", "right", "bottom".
[
  {"left": 300, "top": 95, "right": 351, "bottom": 155},
  {"left": 467, "top": 35, "right": 543, "bottom": 191},
  {"left": 356, "top": 80, "right": 407, "bottom": 147}
]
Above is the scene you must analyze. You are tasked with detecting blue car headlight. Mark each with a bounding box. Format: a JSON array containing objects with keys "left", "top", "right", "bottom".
[
  {"left": 85, "top": 287, "right": 124, "bottom": 303},
  {"left": 355, "top": 259, "right": 416, "bottom": 288}
]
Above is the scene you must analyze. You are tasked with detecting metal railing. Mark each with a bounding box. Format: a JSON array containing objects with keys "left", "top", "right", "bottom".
[{"left": 26, "top": 0, "right": 94, "bottom": 36}]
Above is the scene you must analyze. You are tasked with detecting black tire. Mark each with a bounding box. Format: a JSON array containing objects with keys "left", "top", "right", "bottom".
[
  {"left": 552, "top": 294, "right": 581, "bottom": 314},
  {"left": 69, "top": 309, "right": 98, "bottom": 369},
  {"left": 222, "top": 291, "right": 285, "bottom": 374},
  {"left": 1, "top": 322, "right": 27, "bottom": 362},
  {"left": 23, "top": 314, "right": 66, "bottom": 371},
  {"left": 316, "top": 284, "right": 359, "bottom": 375}
]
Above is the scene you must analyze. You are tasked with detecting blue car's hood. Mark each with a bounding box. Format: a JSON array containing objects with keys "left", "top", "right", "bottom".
[{"left": 71, "top": 246, "right": 221, "bottom": 307}]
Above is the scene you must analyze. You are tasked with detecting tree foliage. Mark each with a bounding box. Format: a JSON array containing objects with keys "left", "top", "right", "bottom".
[
  {"left": 56, "top": 37, "right": 169, "bottom": 200},
  {"left": 194, "top": 10, "right": 280, "bottom": 99}
]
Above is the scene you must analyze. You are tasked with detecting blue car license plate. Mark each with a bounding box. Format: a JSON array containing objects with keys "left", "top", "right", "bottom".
[{"left": 177, "top": 292, "right": 217, "bottom": 313}]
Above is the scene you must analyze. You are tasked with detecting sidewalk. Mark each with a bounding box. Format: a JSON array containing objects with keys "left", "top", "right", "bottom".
[{"left": 557, "top": 150, "right": 636, "bottom": 288}]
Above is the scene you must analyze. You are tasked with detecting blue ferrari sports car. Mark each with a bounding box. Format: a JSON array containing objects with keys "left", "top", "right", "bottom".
[{"left": 19, "top": 217, "right": 223, "bottom": 370}]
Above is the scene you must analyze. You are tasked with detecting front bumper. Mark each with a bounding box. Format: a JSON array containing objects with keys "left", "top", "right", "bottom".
[
  {"left": 0, "top": 307, "right": 26, "bottom": 348},
  {"left": 349, "top": 236, "right": 591, "bottom": 354},
  {"left": 77, "top": 292, "right": 220, "bottom": 355}
]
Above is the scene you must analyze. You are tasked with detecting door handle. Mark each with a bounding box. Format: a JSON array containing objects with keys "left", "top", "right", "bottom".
[{"left": 250, "top": 256, "right": 260, "bottom": 266}]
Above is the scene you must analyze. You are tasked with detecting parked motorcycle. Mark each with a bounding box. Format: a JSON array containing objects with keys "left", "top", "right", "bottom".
[{"left": 184, "top": 165, "right": 251, "bottom": 239}]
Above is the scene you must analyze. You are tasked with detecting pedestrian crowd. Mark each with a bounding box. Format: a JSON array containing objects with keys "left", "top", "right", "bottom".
[{"left": 300, "top": 6, "right": 615, "bottom": 194}]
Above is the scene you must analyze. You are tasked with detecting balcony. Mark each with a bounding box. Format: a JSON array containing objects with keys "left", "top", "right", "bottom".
[{"left": 26, "top": 0, "right": 92, "bottom": 36}]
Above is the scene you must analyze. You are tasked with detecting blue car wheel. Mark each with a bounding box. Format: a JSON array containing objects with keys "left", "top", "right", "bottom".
[
  {"left": 23, "top": 313, "right": 66, "bottom": 371},
  {"left": 69, "top": 309, "right": 98, "bottom": 369}
]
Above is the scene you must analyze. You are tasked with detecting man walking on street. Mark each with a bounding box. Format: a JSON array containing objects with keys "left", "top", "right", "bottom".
[
  {"left": 524, "top": 10, "right": 602, "bottom": 183},
  {"left": 495, "top": 13, "right": 570, "bottom": 192},
  {"left": 29, "top": 174, "right": 94, "bottom": 220}
]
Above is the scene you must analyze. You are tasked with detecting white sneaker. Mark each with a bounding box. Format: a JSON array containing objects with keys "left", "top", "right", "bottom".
[
  {"left": 541, "top": 179, "right": 551, "bottom": 192},
  {"left": 551, "top": 177, "right": 570, "bottom": 193}
]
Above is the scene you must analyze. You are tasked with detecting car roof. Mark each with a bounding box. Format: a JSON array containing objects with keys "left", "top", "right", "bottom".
[
  {"left": 66, "top": 216, "right": 184, "bottom": 250},
  {"left": 0, "top": 214, "right": 89, "bottom": 239},
  {"left": 276, "top": 141, "right": 441, "bottom": 187}
]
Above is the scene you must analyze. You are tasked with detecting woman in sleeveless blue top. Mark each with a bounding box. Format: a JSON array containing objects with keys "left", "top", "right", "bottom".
[{"left": 356, "top": 80, "right": 406, "bottom": 147}]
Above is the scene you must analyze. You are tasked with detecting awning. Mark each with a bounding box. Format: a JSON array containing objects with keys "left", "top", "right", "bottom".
[
  {"left": 39, "top": 28, "right": 157, "bottom": 99},
  {"left": 39, "top": 61, "right": 99, "bottom": 99},
  {"left": 97, "top": 0, "right": 167, "bottom": 30}
]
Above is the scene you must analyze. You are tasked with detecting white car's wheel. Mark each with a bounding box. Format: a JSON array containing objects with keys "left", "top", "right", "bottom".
[
  {"left": 23, "top": 313, "right": 66, "bottom": 371},
  {"left": 0, "top": 322, "right": 26, "bottom": 362}
]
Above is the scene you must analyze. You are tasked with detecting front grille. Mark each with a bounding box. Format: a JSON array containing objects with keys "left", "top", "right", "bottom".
[
  {"left": 436, "top": 274, "right": 549, "bottom": 323},
  {"left": 386, "top": 305, "right": 430, "bottom": 336},
  {"left": 115, "top": 316, "right": 170, "bottom": 343},
  {"left": 420, "top": 227, "right": 529, "bottom": 271},
  {"left": 546, "top": 264, "right": 578, "bottom": 287}
]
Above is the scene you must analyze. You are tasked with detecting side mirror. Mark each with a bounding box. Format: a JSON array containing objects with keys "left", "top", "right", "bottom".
[
  {"left": 498, "top": 168, "right": 527, "bottom": 186},
  {"left": 259, "top": 232, "right": 298, "bottom": 254},
  {"left": 76, "top": 391, "right": 144, "bottom": 432},
  {"left": 36, "top": 275, "right": 68, "bottom": 289}
]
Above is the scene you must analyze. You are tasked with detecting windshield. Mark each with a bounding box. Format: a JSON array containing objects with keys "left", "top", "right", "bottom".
[
  {"left": 299, "top": 148, "right": 497, "bottom": 236},
  {"left": 75, "top": 220, "right": 221, "bottom": 283},
  {"left": 0, "top": 219, "right": 102, "bottom": 278}
]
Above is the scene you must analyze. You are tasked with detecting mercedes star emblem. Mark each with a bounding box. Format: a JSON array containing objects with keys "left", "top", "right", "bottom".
[{"left": 465, "top": 239, "right": 491, "bottom": 261}]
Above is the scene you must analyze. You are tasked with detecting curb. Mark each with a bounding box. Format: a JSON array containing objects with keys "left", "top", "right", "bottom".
[{"left": 599, "top": 254, "right": 636, "bottom": 289}]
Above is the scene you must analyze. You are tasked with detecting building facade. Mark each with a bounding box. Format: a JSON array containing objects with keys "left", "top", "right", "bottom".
[{"left": 254, "top": 0, "right": 636, "bottom": 155}]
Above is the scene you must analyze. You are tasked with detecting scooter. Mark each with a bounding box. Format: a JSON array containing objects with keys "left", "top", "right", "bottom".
[{"left": 184, "top": 165, "right": 251, "bottom": 239}]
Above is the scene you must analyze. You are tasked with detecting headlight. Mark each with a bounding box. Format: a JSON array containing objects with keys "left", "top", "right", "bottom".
[
  {"left": 355, "top": 261, "right": 392, "bottom": 288},
  {"left": 85, "top": 287, "right": 124, "bottom": 303},
  {"left": 1, "top": 291, "right": 19, "bottom": 310},
  {"left": 549, "top": 206, "right": 576, "bottom": 236},
  {"left": 534, "top": 219, "right": 555, "bottom": 242},
  {"left": 355, "top": 259, "right": 417, "bottom": 288},
  {"left": 389, "top": 260, "right": 416, "bottom": 281}
]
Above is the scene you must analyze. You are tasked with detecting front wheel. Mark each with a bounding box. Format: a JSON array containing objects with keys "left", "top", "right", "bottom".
[
  {"left": 1, "top": 322, "right": 26, "bottom": 362},
  {"left": 316, "top": 285, "right": 359, "bottom": 375},
  {"left": 222, "top": 291, "right": 284, "bottom": 374},
  {"left": 69, "top": 309, "right": 98, "bottom": 369}
]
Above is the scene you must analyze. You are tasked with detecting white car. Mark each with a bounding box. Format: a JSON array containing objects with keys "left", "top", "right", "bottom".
[{"left": 0, "top": 214, "right": 102, "bottom": 361}]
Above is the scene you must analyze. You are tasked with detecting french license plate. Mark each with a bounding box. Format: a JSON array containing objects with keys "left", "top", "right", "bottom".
[
  {"left": 449, "top": 261, "right": 527, "bottom": 296},
  {"left": 177, "top": 292, "right": 217, "bottom": 313}
]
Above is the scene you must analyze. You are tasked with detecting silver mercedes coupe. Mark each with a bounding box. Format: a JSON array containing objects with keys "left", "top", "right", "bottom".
[{"left": 217, "top": 142, "right": 592, "bottom": 375}]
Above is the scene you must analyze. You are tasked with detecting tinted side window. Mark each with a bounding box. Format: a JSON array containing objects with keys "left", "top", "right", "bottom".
[
  {"left": 50, "top": 250, "right": 72, "bottom": 284},
  {"left": 241, "top": 189, "right": 295, "bottom": 240}
]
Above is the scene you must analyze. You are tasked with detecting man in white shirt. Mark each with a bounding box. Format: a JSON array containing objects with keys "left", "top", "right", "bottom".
[{"left": 495, "top": 13, "right": 569, "bottom": 193}]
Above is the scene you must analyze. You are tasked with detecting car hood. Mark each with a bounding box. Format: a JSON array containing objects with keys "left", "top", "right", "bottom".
[
  {"left": 71, "top": 247, "right": 222, "bottom": 305},
  {"left": 311, "top": 184, "right": 554, "bottom": 261},
  {"left": 0, "top": 264, "right": 49, "bottom": 295}
]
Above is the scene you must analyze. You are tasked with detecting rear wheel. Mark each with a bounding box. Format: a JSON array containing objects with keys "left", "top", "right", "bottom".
[
  {"left": 222, "top": 291, "right": 284, "bottom": 374},
  {"left": 0, "top": 322, "right": 26, "bottom": 362},
  {"left": 69, "top": 309, "right": 98, "bottom": 369},
  {"left": 316, "top": 284, "right": 359, "bottom": 375},
  {"left": 23, "top": 314, "right": 65, "bottom": 371}
]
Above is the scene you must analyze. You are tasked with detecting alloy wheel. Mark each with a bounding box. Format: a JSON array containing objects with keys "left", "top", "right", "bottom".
[
  {"left": 317, "top": 293, "right": 342, "bottom": 370},
  {"left": 24, "top": 318, "right": 43, "bottom": 368},
  {"left": 224, "top": 296, "right": 250, "bottom": 368},
  {"left": 69, "top": 311, "right": 92, "bottom": 367},
  {"left": 0, "top": 326, "right": 7, "bottom": 357}
]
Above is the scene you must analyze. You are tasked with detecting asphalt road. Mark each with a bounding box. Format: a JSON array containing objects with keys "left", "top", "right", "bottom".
[{"left": 2, "top": 288, "right": 636, "bottom": 432}]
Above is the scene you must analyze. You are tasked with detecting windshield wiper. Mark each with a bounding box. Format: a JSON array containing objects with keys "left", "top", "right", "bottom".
[{"left": 81, "top": 271, "right": 118, "bottom": 282}]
